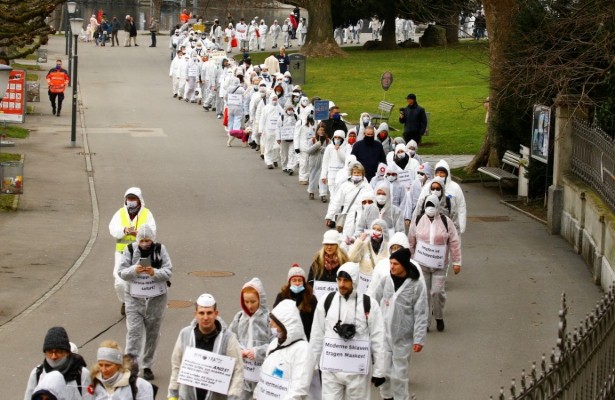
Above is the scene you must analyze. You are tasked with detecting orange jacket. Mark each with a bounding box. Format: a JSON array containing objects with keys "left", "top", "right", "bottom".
[{"left": 46, "top": 68, "right": 70, "bottom": 94}]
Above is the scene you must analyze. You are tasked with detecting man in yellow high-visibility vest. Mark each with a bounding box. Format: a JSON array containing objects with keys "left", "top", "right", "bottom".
[{"left": 108, "top": 187, "right": 156, "bottom": 315}]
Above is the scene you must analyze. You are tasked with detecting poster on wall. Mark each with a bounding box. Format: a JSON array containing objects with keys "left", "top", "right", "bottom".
[
  {"left": 531, "top": 104, "right": 550, "bottom": 163},
  {"left": 0, "top": 69, "right": 27, "bottom": 123}
]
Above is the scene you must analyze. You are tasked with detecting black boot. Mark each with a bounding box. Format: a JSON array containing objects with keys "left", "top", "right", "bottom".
[{"left": 56, "top": 108, "right": 61, "bottom": 117}]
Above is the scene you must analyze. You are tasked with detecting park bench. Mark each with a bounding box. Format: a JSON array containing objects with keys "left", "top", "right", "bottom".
[
  {"left": 478, "top": 150, "right": 521, "bottom": 195},
  {"left": 369, "top": 100, "right": 395, "bottom": 126}
]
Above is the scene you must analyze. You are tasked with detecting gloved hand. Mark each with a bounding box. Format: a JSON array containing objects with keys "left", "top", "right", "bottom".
[
  {"left": 371, "top": 376, "right": 386, "bottom": 387},
  {"left": 294, "top": 149, "right": 300, "bottom": 154}
]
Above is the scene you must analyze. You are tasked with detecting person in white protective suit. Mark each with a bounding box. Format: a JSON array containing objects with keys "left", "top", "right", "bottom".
[
  {"left": 254, "top": 300, "right": 313, "bottom": 400},
  {"left": 383, "top": 163, "right": 407, "bottom": 208},
  {"left": 334, "top": 154, "right": 357, "bottom": 191},
  {"left": 370, "top": 162, "right": 387, "bottom": 190},
  {"left": 249, "top": 82, "right": 268, "bottom": 148},
  {"left": 389, "top": 144, "right": 420, "bottom": 190},
  {"left": 347, "top": 218, "right": 391, "bottom": 293},
  {"left": 218, "top": 59, "right": 236, "bottom": 119},
  {"left": 413, "top": 159, "right": 466, "bottom": 234},
  {"left": 229, "top": 278, "right": 272, "bottom": 400},
  {"left": 247, "top": 20, "right": 259, "bottom": 52},
  {"left": 259, "top": 93, "right": 283, "bottom": 169},
  {"left": 320, "top": 129, "right": 351, "bottom": 201},
  {"left": 169, "top": 49, "right": 183, "bottom": 98},
  {"left": 357, "top": 112, "right": 371, "bottom": 141},
  {"left": 258, "top": 20, "right": 268, "bottom": 51},
  {"left": 353, "top": 182, "right": 404, "bottom": 238},
  {"left": 297, "top": 18, "right": 307, "bottom": 46},
  {"left": 167, "top": 294, "right": 244, "bottom": 400},
  {"left": 203, "top": 57, "right": 227, "bottom": 115},
  {"left": 408, "top": 194, "right": 462, "bottom": 332},
  {"left": 269, "top": 20, "right": 281, "bottom": 49},
  {"left": 296, "top": 96, "right": 314, "bottom": 124},
  {"left": 210, "top": 19, "right": 223, "bottom": 44},
  {"left": 282, "top": 19, "right": 291, "bottom": 48},
  {"left": 30, "top": 371, "right": 69, "bottom": 400},
  {"left": 325, "top": 162, "right": 373, "bottom": 236},
  {"left": 183, "top": 53, "right": 202, "bottom": 103},
  {"left": 277, "top": 102, "right": 299, "bottom": 174},
  {"left": 376, "top": 123, "right": 394, "bottom": 154},
  {"left": 235, "top": 18, "right": 248, "bottom": 52},
  {"left": 368, "top": 248, "right": 428, "bottom": 400},
  {"left": 413, "top": 176, "right": 457, "bottom": 234},
  {"left": 401, "top": 162, "right": 432, "bottom": 228},
  {"left": 294, "top": 109, "right": 316, "bottom": 184},
  {"left": 309, "top": 262, "right": 387, "bottom": 400},
  {"left": 224, "top": 23, "right": 235, "bottom": 53},
  {"left": 225, "top": 76, "right": 245, "bottom": 131},
  {"left": 406, "top": 139, "right": 423, "bottom": 164},
  {"left": 118, "top": 225, "right": 172, "bottom": 381},
  {"left": 108, "top": 187, "right": 156, "bottom": 315},
  {"left": 169, "top": 29, "right": 182, "bottom": 60},
  {"left": 307, "top": 123, "right": 330, "bottom": 201}
]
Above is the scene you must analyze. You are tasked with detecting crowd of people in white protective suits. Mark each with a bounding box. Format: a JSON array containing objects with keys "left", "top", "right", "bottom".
[{"left": 26, "top": 21, "right": 470, "bottom": 400}]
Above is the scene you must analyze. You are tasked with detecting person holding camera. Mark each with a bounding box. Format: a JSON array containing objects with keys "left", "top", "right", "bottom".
[
  {"left": 310, "top": 262, "right": 386, "bottom": 400},
  {"left": 118, "top": 225, "right": 173, "bottom": 381},
  {"left": 399, "top": 94, "right": 427, "bottom": 145}
]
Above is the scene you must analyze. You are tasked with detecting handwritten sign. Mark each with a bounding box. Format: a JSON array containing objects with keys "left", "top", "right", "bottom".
[
  {"left": 320, "top": 337, "right": 370, "bottom": 374},
  {"left": 255, "top": 373, "right": 290, "bottom": 400},
  {"left": 414, "top": 241, "right": 446, "bottom": 269},
  {"left": 280, "top": 126, "right": 294, "bottom": 141},
  {"left": 227, "top": 93, "right": 243, "bottom": 107},
  {"left": 243, "top": 358, "right": 262, "bottom": 383},
  {"left": 129, "top": 275, "right": 167, "bottom": 298},
  {"left": 358, "top": 272, "right": 371, "bottom": 294},
  {"left": 177, "top": 347, "right": 236, "bottom": 394},
  {"left": 313, "top": 280, "right": 338, "bottom": 300}
]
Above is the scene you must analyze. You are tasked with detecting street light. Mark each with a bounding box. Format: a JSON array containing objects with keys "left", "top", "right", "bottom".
[
  {"left": 69, "top": 17, "right": 83, "bottom": 147},
  {"left": 66, "top": 2, "right": 77, "bottom": 85}
]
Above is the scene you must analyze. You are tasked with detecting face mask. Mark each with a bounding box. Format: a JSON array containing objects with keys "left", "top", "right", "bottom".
[
  {"left": 259, "top": 86, "right": 266, "bottom": 93},
  {"left": 262, "top": 73, "right": 269, "bottom": 78},
  {"left": 387, "top": 175, "right": 397, "bottom": 183},
  {"left": 364, "top": 135, "right": 375, "bottom": 143},
  {"left": 371, "top": 230, "right": 383, "bottom": 239},
  {"left": 351, "top": 176, "right": 362, "bottom": 184},
  {"left": 270, "top": 328, "right": 282, "bottom": 338},
  {"left": 260, "top": 92, "right": 266, "bottom": 98},
  {"left": 348, "top": 137, "right": 356, "bottom": 145},
  {"left": 332, "top": 114, "right": 341, "bottom": 120},
  {"left": 425, "top": 206, "right": 437, "bottom": 217},
  {"left": 362, "top": 117, "right": 370, "bottom": 126},
  {"left": 377, "top": 132, "right": 388, "bottom": 141},
  {"left": 396, "top": 152, "right": 406, "bottom": 159},
  {"left": 290, "top": 285, "right": 304, "bottom": 294},
  {"left": 286, "top": 110, "right": 294, "bottom": 115},
  {"left": 55, "top": 65, "right": 61, "bottom": 70},
  {"left": 139, "top": 241, "right": 152, "bottom": 250},
  {"left": 272, "top": 100, "right": 278, "bottom": 106},
  {"left": 46, "top": 356, "right": 68, "bottom": 369},
  {"left": 334, "top": 138, "right": 342, "bottom": 145},
  {"left": 126, "top": 200, "right": 138, "bottom": 209},
  {"left": 284, "top": 78, "right": 290, "bottom": 83},
  {"left": 409, "top": 149, "right": 416, "bottom": 157},
  {"left": 430, "top": 189, "right": 442, "bottom": 197},
  {"left": 376, "top": 195, "right": 387, "bottom": 205}
]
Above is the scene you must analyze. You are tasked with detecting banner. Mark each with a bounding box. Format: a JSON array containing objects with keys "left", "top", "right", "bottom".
[{"left": 0, "top": 70, "right": 26, "bottom": 123}]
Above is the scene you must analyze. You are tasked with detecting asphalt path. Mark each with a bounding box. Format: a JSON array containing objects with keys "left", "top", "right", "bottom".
[{"left": 0, "top": 35, "right": 604, "bottom": 399}]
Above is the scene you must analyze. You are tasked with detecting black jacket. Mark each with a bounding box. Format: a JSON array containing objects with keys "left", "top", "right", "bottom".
[
  {"left": 350, "top": 138, "right": 387, "bottom": 181},
  {"left": 399, "top": 103, "right": 427, "bottom": 138}
]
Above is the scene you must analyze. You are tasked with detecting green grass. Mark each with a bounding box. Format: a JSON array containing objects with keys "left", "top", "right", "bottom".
[
  {"left": 26, "top": 73, "right": 39, "bottom": 82},
  {"left": 248, "top": 41, "right": 489, "bottom": 154},
  {"left": 0, "top": 153, "right": 21, "bottom": 211},
  {"left": 11, "top": 62, "right": 42, "bottom": 71},
  {"left": 1, "top": 126, "right": 29, "bottom": 139}
]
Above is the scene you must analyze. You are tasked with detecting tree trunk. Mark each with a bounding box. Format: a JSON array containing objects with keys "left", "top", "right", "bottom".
[
  {"left": 377, "top": 5, "right": 398, "bottom": 49},
  {"left": 465, "top": 0, "right": 519, "bottom": 173},
  {"left": 152, "top": 0, "right": 162, "bottom": 19},
  {"left": 442, "top": 12, "right": 460, "bottom": 45},
  {"left": 300, "top": 0, "right": 346, "bottom": 57}
]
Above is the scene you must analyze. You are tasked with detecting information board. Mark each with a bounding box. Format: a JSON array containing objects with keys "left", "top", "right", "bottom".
[{"left": 0, "top": 70, "right": 26, "bottom": 123}]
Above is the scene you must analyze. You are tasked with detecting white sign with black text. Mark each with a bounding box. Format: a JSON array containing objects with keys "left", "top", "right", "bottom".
[
  {"left": 255, "top": 373, "right": 290, "bottom": 400},
  {"left": 313, "top": 280, "right": 338, "bottom": 300},
  {"left": 320, "top": 337, "right": 370, "bottom": 374},
  {"left": 414, "top": 241, "right": 446, "bottom": 269},
  {"left": 177, "top": 347, "right": 236, "bottom": 394}
]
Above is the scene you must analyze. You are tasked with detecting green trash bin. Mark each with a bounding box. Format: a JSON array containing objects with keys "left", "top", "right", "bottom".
[{"left": 1, "top": 161, "right": 24, "bottom": 194}]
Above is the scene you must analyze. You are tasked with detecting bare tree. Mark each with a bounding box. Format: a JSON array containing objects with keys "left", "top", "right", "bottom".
[{"left": 0, "top": 0, "right": 65, "bottom": 59}]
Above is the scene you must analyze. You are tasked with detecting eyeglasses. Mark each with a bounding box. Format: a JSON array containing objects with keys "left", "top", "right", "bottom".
[{"left": 45, "top": 349, "right": 68, "bottom": 356}]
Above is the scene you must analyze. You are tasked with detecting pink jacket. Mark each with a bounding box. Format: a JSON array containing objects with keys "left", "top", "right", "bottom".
[{"left": 408, "top": 213, "right": 462, "bottom": 267}]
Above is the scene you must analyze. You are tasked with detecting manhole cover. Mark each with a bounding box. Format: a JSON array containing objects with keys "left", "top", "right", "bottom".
[
  {"left": 168, "top": 300, "right": 193, "bottom": 309},
  {"left": 467, "top": 216, "right": 511, "bottom": 222},
  {"left": 188, "top": 271, "right": 235, "bottom": 277}
]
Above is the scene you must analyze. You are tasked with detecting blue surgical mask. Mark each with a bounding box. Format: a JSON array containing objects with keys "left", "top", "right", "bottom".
[
  {"left": 332, "top": 114, "right": 341, "bottom": 120},
  {"left": 290, "top": 285, "right": 304, "bottom": 294}
]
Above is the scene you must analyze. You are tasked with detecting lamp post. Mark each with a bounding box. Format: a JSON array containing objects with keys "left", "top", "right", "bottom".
[
  {"left": 0, "top": 64, "right": 13, "bottom": 150},
  {"left": 69, "top": 17, "right": 83, "bottom": 147},
  {"left": 66, "top": 2, "right": 77, "bottom": 86}
]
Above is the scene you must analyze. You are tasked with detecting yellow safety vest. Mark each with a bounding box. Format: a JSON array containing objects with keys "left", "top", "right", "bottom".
[{"left": 115, "top": 207, "right": 150, "bottom": 252}]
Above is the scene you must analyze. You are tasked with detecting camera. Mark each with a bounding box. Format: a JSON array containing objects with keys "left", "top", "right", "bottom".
[
  {"left": 399, "top": 108, "right": 405, "bottom": 112},
  {"left": 333, "top": 321, "right": 356, "bottom": 340}
]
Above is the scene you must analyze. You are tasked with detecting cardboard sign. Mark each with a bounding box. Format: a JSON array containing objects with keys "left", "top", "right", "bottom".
[
  {"left": 414, "top": 241, "right": 446, "bottom": 269},
  {"left": 313, "top": 280, "right": 338, "bottom": 299},
  {"left": 255, "top": 373, "right": 290, "bottom": 400},
  {"left": 177, "top": 347, "right": 236, "bottom": 394},
  {"left": 320, "top": 337, "right": 370, "bottom": 374},
  {"left": 0, "top": 70, "right": 26, "bottom": 123},
  {"left": 280, "top": 126, "right": 294, "bottom": 141},
  {"left": 243, "top": 358, "right": 262, "bottom": 383},
  {"left": 314, "top": 100, "right": 330, "bottom": 121},
  {"left": 227, "top": 93, "right": 243, "bottom": 107}
]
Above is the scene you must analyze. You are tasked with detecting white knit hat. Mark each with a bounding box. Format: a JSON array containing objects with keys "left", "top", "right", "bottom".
[{"left": 322, "top": 230, "right": 341, "bottom": 245}]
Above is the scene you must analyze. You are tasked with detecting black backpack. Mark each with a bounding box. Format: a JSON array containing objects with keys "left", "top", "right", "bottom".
[
  {"left": 323, "top": 291, "right": 371, "bottom": 321},
  {"left": 127, "top": 243, "right": 171, "bottom": 287}
]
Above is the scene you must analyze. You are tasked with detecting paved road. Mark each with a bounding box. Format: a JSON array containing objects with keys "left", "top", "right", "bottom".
[{"left": 0, "top": 35, "right": 603, "bottom": 399}]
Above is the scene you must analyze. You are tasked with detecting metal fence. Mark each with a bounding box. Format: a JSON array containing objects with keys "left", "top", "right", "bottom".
[
  {"left": 492, "top": 285, "right": 615, "bottom": 399},
  {"left": 570, "top": 117, "right": 615, "bottom": 212}
]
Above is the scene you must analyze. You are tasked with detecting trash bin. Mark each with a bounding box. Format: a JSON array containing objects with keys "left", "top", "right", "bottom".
[
  {"left": 288, "top": 54, "right": 306, "bottom": 85},
  {"left": 36, "top": 49, "right": 48, "bottom": 64},
  {"left": 0, "top": 161, "right": 24, "bottom": 194}
]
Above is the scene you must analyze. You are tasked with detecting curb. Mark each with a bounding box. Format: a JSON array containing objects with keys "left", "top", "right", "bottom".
[{"left": 500, "top": 199, "right": 547, "bottom": 225}]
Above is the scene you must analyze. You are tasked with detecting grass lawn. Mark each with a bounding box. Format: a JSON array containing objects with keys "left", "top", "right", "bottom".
[
  {"left": 1, "top": 126, "right": 29, "bottom": 139},
  {"left": 246, "top": 41, "right": 489, "bottom": 154}
]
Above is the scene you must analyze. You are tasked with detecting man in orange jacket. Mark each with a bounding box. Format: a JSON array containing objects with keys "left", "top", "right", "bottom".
[{"left": 46, "top": 59, "right": 70, "bottom": 116}]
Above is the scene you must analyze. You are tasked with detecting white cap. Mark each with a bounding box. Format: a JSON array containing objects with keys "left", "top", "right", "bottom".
[
  {"left": 322, "top": 230, "right": 341, "bottom": 245},
  {"left": 196, "top": 293, "right": 216, "bottom": 307}
]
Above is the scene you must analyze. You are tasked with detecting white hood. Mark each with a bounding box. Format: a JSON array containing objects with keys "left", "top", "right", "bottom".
[
  {"left": 271, "top": 299, "right": 306, "bottom": 344},
  {"left": 124, "top": 187, "right": 145, "bottom": 207}
]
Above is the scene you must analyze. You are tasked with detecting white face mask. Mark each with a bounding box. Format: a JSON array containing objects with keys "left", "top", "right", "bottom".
[
  {"left": 396, "top": 152, "right": 406, "bottom": 158},
  {"left": 334, "top": 138, "right": 342, "bottom": 145},
  {"left": 126, "top": 200, "right": 138, "bottom": 209},
  {"left": 376, "top": 195, "right": 387, "bottom": 205},
  {"left": 409, "top": 149, "right": 416, "bottom": 156},
  {"left": 387, "top": 175, "right": 397, "bottom": 183},
  {"left": 351, "top": 176, "right": 362, "bottom": 184},
  {"left": 425, "top": 206, "right": 437, "bottom": 217},
  {"left": 286, "top": 110, "right": 294, "bottom": 115},
  {"left": 430, "top": 189, "right": 442, "bottom": 197},
  {"left": 270, "top": 328, "right": 282, "bottom": 338},
  {"left": 272, "top": 100, "right": 278, "bottom": 106}
]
